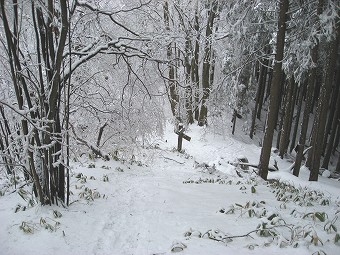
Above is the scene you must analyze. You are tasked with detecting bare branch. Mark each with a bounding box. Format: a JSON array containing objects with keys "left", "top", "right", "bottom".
[
  {"left": 69, "top": 122, "right": 109, "bottom": 160},
  {"left": 75, "top": 0, "right": 152, "bottom": 36}
]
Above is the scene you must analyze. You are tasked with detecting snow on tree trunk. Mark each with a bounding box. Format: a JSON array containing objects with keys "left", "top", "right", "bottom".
[
  {"left": 309, "top": 22, "right": 340, "bottom": 181},
  {"left": 198, "top": 1, "right": 218, "bottom": 126}
]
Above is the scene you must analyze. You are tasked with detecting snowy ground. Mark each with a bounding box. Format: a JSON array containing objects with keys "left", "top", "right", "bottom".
[{"left": 0, "top": 124, "right": 339, "bottom": 255}]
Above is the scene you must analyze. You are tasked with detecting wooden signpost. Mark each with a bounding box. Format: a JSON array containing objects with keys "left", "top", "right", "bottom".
[
  {"left": 231, "top": 109, "right": 242, "bottom": 135},
  {"left": 175, "top": 124, "right": 191, "bottom": 152}
]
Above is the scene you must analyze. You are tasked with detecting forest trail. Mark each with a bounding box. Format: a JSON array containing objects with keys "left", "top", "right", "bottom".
[
  {"left": 2, "top": 125, "right": 339, "bottom": 255},
  {"left": 87, "top": 126, "right": 264, "bottom": 254},
  {"left": 89, "top": 154, "right": 197, "bottom": 255}
]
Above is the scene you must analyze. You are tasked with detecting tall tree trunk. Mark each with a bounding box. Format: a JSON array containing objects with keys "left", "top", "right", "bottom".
[
  {"left": 322, "top": 61, "right": 340, "bottom": 153},
  {"left": 336, "top": 155, "right": 340, "bottom": 173},
  {"left": 309, "top": 22, "right": 339, "bottom": 181},
  {"left": 258, "top": 0, "right": 289, "bottom": 180},
  {"left": 198, "top": 1, "right": 218, "bottom": 126},
  {"left": 334, "top": 123, "right": 340, "bottom": 154},
  {"left": 185, "top": 34, "right": 194, "bottom": 124},
  {"left": 0, "top": 129, "right": 13, "bottom": 174},
  {"left": 293, "top": 0, "right": 324, "bottom": 177},
  {"left": 45, "top": 0, "right": 68, "bottom": 203},
  {"left": 66, "top": 22, "right": 72, "bottom": 206},
  {"left": 250, "top": 61, "right": 264, "bottom": 139},
  {"left": 257, "top": 47, "right": 270, "bottom": 120},
  {"left": 289, "top": 80, "right": 306, "bottom": 153},
  {"left": 0, "top": 105, "right": 17, "bottom": 174},
  {"left": 276, "top": 90, "right": 286, "bottom": 150},
  {"left": 322, "top": 90, "right": 339, "bottom": 168},
  {"left": 175, "top": 5, "right": 194, "bottom": 124},
  {"left": 265, "top": 68, "right": 273, "bottom": 103},
  {"left": 163, "top": 1, "right": 178, "bottom": 118},
  {"left": 321, "top": 49, "right": 340, "bottom": 168},
  {"left": 250, "top": 53, "right": 269, "bottom": 138},
  {"left": 279, "top": 76, "right": 296, "bottom": 157},
  {"left": 192, "top": 3, "right": 200, "bottom": 121},
  {"left": 276, "top": 74, "right": 288, "bottom": 150},
  {"left": 0, "top": 0, "right": 45, "bottom": 203}
]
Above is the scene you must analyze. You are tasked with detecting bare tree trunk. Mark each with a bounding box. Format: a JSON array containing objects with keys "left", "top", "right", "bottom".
[
  {"left": 185, "top": 35, "right": 194, "bottom": 124},
  {"left": 276, "top": 93, "right": 285, "bottom": 150},
  {"left": 322, "top": 61, "right": 340, "bottom": 154},
  {"left": 257, "top": 48, "right": 271, "bottom": 120},
  {"left": 250, "top": 54, "right": 269, "bottom": 138},
  {"left": 192, "top": 3, "right": 200, "bottom": 121},
  {"left": 289, "top": 80, "right": 306, "bottom": 153},
  {"left": 293, "top": 0, "right": 324, "bottom": 177},
  {"left": 336, "top": 153, "right": 340, "bottom": 173},
  {"left": 175, "top": 5, "right": 194, "bottom": 124},
  {"left": 265, "top": 68, "right": 273, "bottom": 103},
  {"left": 65, "top": 23, "right": 72, "bottom": 206},
  {"left": 276, "top": 75, "right": 288, "bottom": 150},
  {"left": 258, "top": 0, "right": 289, "bottom": 180},
  {"left": 334, "top": 124, "right": 340, "bottom": 154},
  {"left": 309, "top": 22, "right": 339, "bottom": 181},
  {"left": 0, "top": 105, "right": 16, "bottom": 174},
  {"left": 322, "top": 92, "right": 339, "bottom": 169},
  {"left": 0, "top": 0, "right": 45, "bottom": 203},
  {"left": 198, "top": 1, "right": 218, "bottom": 126},
  {"left": 96, "top": 122, "right": 108, "bottom": 147},
  {"left": 163, "top": 1, "right": 178, "bottom": 118},
  {"left": 0, "top": 134, "right": 13, "bottom": 174},
  {"left": 279, "top": 76, "right": 296, "bottom": 157}
]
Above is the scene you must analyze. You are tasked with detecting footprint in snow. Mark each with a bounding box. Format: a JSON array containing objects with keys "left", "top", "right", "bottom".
[{"left": 171, "top": 241, "right": 187, "bottom": 252}]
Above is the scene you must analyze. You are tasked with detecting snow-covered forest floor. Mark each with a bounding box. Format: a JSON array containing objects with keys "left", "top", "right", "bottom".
[{"left": 0, "top": 124, "right": 339, "bottom": 255}]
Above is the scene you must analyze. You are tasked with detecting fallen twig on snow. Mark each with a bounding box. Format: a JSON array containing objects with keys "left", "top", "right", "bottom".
[
  {"left": 161, "top": 155, "right": 185, "bottom": 164},
  {"left": 231, "top": 146, "right": 312, "bottom": 172}
]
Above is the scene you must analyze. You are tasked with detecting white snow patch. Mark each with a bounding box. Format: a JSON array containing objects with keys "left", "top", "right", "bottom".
[{"left": 0, "top": 123, "right": 339, "bottom": 255}]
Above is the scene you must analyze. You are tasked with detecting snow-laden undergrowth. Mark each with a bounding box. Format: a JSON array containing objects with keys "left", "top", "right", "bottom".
[{"left": 0, "top": 124, "right": 339, "bottom": 255}]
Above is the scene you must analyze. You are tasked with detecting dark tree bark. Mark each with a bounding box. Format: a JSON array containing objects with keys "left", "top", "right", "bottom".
[
  {"left": 250, "top": 52, "right": 269, "bottom": 138},
  {"left": 265, "top": 68, "right": 273, "bottom": 103},
  {"left": 96, "top": 122, "right": 108, "bottom": 147},
  {"left": 1, "top": 0, "right": 45, "bottom": 203},
  {"left": 192, "top": 3, "right": 200, "bottom": 122},
  {"left": 1, "top": 0, "right": 149, "bottom": 205},
  {"left": 0, "top": 105, "right": 17, "bottom": 174},
  {"left": 257, "top": 47, "right": 271, "bottom": 120},
  {"left": 322, "top": 95, "right": 339, "bottom": 169},
  {"left": 289, "top": 80, "right": 306, "bottom": 153},
  {"left": 0, "top": 121, "right": 13, "bottom": 174},
  {"left": 1, "top": 0, "right": 70, "bottom": 204},
  {"left": 65, "top": 21, "right": 72, "bottom": 206},
  {"left": 322, "top": 61, "right": 340, "bottom": 154},
  {"left": 250, "top": 69, "right": 262, "bottom": 138},
  {"left": 324, "top": 84, "right": 339, "bottom": 142},
  {"left": 276, "top": 91, "right": 285, "bottom": 150},
  {"left": 279, "top": 76, "right": 296, "bottom": 157},
  {"left": 336, "top": 153, "right": 340, "bottom": 173},
  {"left": 334, "top": 123, "right": 340, "bottom": 154},
  {"left": 175, "top": 4, "right": 194, "bottom": 124},
  {"left": 163, "top": 1, "right": 178, "bottom": 118},
  {"left": 293, "top": 0, "right": 324, "bottom": 177},
  {"left": 198, "top": 1, "right": 218, "bottom": 126},
  {"left": 258, "top": 0, "right": 289, "bottom": 180},
  {"left": 309, "top": 22, "right": 339, "bottom": 181},
  {"left": 311, "top": 73, "right": 322, "bottom": 113},
  {"left": 185, "top": 34, "right": 194, "bottom": 124}
]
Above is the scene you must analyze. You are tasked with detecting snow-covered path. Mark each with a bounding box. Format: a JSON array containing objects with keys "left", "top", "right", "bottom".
[
  {"left": 1, "top": 125, "right": 339, "bottom": 255},
  {"left": 83, "top": 156, "right": 247, "bottom": 255}
]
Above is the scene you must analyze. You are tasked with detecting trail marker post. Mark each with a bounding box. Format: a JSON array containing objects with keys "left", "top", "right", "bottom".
[
  {"left": 231, "top": 109, "right": 242, "bottom": 135},
  {"left": 175, "top": 123, "right": 191, "bottom": 152}
]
